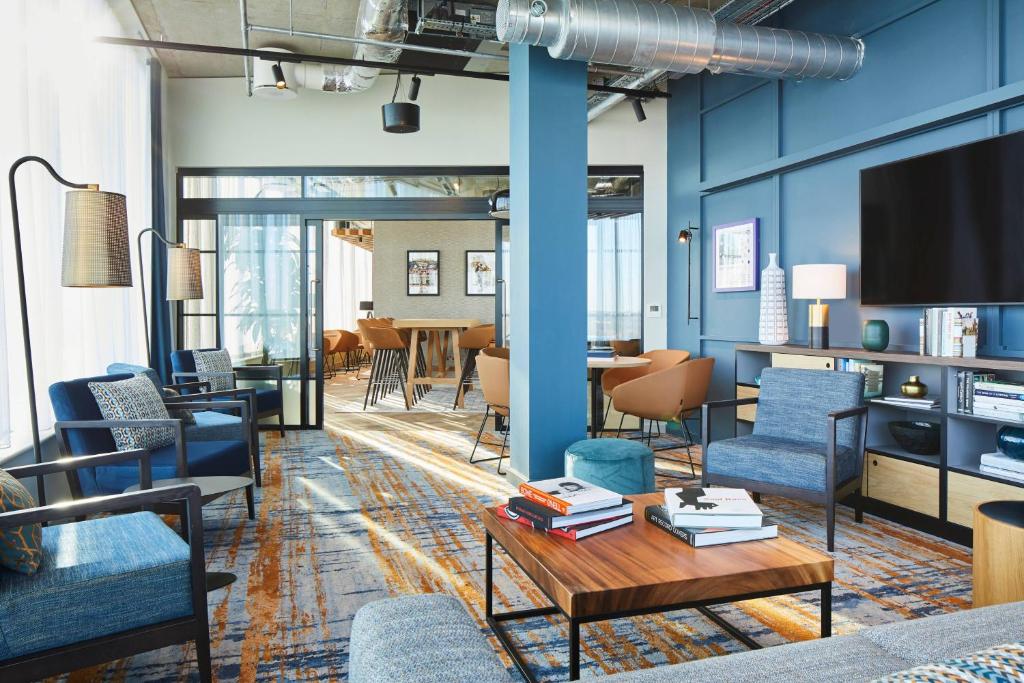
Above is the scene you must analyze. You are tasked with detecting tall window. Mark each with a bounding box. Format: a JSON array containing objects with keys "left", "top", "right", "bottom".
[
  {"left": 0, "top": 0, "right": 151, "bottom": 455},
  {"left": 588, "top": 213, "right": 643, "bottom": 343}
]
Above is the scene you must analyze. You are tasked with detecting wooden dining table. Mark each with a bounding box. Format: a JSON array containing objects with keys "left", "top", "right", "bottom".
[
  {"left": 394, "top": 318, "right": 480, "bottom": 408},
  {"left": 587, "top": 355, "right": 651, "bottom": 438}
]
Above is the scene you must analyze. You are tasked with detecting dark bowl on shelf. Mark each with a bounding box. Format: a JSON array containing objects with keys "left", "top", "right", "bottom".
[{"left": 887, "top": 421, "right": 941, "bottom": 456}]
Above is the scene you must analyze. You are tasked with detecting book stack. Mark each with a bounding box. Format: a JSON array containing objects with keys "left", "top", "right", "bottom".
[
  {"left": 839, "top": 359, "right": 884, "bottom": 398},
  {"left": 497, "top": 477, "right": 633, "bottom": 540},
  {"left": 921, "top": 308, "right": 978, "bottom": 358},
  {"left": 644, "top": 487, "right": 777, "bottom": 548},
  {"left": 954, "top": 371, "right": 996, "bottom": 414},
  {"left": 980, "top": 452, "right": 1024, "bottom": 484},
  {"left": 871, "top": 395, "right": 940, "bottom": 410},
  {"left": 969, "top": 378, "right": 1024, "bottom": 423}
]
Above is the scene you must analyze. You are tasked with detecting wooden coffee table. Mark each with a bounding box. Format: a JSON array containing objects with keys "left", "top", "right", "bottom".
[{"left": 483, "top": 492, "right": 834, "bottom": 681}]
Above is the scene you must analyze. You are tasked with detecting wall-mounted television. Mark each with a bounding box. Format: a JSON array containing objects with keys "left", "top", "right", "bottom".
[{"left": 860, "top": 130, "right": 1024, "bottom": 306}]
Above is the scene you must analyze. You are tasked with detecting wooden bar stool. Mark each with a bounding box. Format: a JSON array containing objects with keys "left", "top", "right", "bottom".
[{"left": 361, "top": 325, "right": 412, "bottom": 410}]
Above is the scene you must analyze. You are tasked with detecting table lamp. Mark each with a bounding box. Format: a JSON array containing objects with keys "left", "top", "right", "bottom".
[
  {"left": 792, "top": 264, "right": 846, "bottom": 350},
  {"left": 359, "top": 300, "right": 374, "bottom": 319}
]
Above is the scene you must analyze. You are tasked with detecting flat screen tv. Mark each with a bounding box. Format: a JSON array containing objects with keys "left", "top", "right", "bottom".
[{"left": 860, "top": 130, "right": 1024, "bottom": 306}]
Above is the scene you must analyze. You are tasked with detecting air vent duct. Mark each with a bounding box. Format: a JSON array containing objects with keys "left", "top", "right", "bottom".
[
  {"left": 319, "top": 0, "right": 408, "bottom": 93},
  {"left": 497, "top": 0, "right": 864, "bottom": 81}
]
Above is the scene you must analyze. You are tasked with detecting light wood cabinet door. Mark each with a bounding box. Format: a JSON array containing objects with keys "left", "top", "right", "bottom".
[
  {"left": 866, "top": 453, "right": 940, "bottom": 517},
  {"left": 736, "top": 384, "right": 759, "bottom": 423},
  {"left": 771, "top": 353, "right": 835, "bottom": 371},
  {"left": 947, "top": 471, "right": 1024, "bottom": 528}
]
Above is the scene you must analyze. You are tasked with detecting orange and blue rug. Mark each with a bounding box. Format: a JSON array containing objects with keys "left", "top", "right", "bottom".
[{"left": 69, "top": 422, "right": 972, "bottom": 681}]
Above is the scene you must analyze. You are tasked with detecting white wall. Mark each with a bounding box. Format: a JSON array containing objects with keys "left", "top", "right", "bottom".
[{"left": 166, "top": 74, "right": 667, "bottom": 348}]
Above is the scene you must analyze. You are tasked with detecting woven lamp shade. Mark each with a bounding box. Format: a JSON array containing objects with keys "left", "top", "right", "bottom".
[
  {"left": 166, "top": 246, "right": 204, "bottom": 300},
  {"left": 61, "top": 190, "right": 132, "bottom": 287}
]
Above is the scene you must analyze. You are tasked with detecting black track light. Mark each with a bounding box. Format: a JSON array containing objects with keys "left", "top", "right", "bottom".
[
  {"left": 382, "top": 73, "right": 420, "bottom": 133},
  {"left": 272, "top": 62, "right": 286, "bottom": 90},
  {"left": 631, "top": 98, "right": 646, "bottom": 122},
  {"left": 409, "top": 75, "right": 422, "bottom": 101}
]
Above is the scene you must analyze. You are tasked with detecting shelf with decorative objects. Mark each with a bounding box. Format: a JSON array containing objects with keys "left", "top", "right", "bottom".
[{"left": 733, "top": 343, "right": 1024, "bottom": 546}]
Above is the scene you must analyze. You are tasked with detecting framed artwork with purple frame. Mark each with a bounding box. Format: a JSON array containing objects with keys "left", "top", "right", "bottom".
[{"left": 713, "top": 218, "right": 760, "bottom": 292}]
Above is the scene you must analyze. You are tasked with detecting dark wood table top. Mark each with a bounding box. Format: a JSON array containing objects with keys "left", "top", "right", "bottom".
[
  {"left": 483, "top": 492, "right": 834, "bottom": 619},
  {"left": 125, "top": 475, "right": 253, "bottom": 504}
]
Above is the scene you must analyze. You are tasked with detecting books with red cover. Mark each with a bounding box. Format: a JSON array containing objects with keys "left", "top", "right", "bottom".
[
  {"left": 497, "top": 504, "right": 633, "bottom": 540},
  {"left": 518, "top": 477, "right": 622, "bottom": 515},
  {"left": 507, "top": 496, "right": 633, "bottom": 529}
]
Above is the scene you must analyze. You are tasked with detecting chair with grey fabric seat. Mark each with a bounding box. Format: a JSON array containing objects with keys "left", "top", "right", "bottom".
[
  {"left": 701, "top": 367, "right": 868, "bottom": 552},
  {"left": 107, "top": 362, "right": 262, "bottom": 487}
]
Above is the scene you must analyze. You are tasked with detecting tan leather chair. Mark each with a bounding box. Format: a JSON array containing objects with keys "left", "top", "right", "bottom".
[
  {"left": 335, "top": 330, "right": 360, "bottom": 372},
  {"left": 481, "top": 346, "right": 510, "bottom": 360},
  {"left": 611, "top": 339, "right": 641, "bottom": 357},
  {"left": 472, "top": 352, "right": 510, "bottom": 475},
  {"left": 323, "top": 330, "right": 342, "bottom": 378},
  {"left": 454, "top": 324, "right": 496, "bottom": 409},
  {"left": 361, "top": 325, "right": 412, "bottom": 410},
  {"left": 611, "top": 357, "right": 715, "bottom": 478},
  {"left": 601, "top": 349, "right": 691, "bottom": 421}
]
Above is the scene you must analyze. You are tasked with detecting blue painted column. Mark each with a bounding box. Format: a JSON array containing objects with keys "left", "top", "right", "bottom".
[{"left": 508, "top": 44, "right": 588, "bottom": 480}]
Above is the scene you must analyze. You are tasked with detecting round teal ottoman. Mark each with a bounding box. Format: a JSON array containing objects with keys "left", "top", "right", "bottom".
[{"left": 564, "top": 439, "right": 655, "bottom": 495}]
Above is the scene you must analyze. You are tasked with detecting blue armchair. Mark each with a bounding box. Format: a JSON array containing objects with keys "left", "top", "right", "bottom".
[
  {"left": 701, "top": 367, "right": 868, "bottom": 551},
  {"left": 48, "top": 373, "right": 256, "bottom": 519},
  {"left": 107, "top": 363, "right": 262, "bottom": 487},
  {"left": 0, "top": 451, "right": 211, "bottom": 681},
  {"left": 170, "top": 349, "right": 285, "bottom": 436}
]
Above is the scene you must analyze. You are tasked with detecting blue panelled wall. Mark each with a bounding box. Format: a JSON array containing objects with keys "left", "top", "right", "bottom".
[{"left": 667, "top": 0, "right": 1024, "bottom": 427}]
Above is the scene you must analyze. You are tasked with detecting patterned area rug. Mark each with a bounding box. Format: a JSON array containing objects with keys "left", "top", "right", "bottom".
[{"left": 65, "top": 422, "right": 972, "bottom": 682}]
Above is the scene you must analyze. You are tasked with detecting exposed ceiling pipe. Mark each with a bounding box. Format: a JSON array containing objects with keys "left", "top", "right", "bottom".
[
  {"left": 248, "top": 24, "right": 507, "bottom": 63},
  {"left": 239, "top": 0, "right": 251, "bottom": 96},
  {"left": 320, "top": 0, "right": 409, "bottom": 93}
]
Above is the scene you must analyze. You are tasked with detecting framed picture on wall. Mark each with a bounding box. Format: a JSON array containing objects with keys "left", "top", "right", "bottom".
[
  {"left": 465, "top": 250, "right": 496, "bottom": 296},
  {"left": 713, "top": 218, "right": 760, "bottom": 292},
  {"left": 407, "top": 250, "right": 440, "bottom": 296}
]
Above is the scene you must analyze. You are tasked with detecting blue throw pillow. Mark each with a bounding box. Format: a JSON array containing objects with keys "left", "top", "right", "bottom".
[
  {"left": 871, "top": 641, "right": 1024, "bottom": 682},
  {"left": 0, "top": 469, "right": 42, "bottom": 575}
]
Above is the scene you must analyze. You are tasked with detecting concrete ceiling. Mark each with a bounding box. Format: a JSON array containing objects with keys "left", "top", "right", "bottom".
[{"left": 129, "top": 0, "right": 507, "bottom": 78}]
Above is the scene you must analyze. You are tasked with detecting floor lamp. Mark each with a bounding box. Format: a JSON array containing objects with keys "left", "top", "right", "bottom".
[
  {"left": 136, "top": 228, "right": 204, "bottom": 368},
  {"left": 8, "top": 156, "right": 132, "bottom": 506}
]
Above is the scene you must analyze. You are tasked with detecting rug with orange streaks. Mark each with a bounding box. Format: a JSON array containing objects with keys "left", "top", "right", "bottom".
[{"left": 60, "top": 423, "right": 971, "bottom": 682}]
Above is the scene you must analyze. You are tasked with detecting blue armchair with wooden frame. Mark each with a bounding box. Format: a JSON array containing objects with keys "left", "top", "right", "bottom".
[
  {"left": 0, "top": 450, "right": 211, "bottom": 681},
  {"left": 701, "top": 367, "right": 869, "bottom": 552},
  {"left": 48, "top": 373, "right": 256, "bottom": 519},
  {"left": 170, "top": 349, "right": 285, "bottom": 436}
]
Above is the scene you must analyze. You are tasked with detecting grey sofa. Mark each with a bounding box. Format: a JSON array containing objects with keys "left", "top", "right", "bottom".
[{"left": 349, "top": 594, "right": 1024, "bottom": 682}]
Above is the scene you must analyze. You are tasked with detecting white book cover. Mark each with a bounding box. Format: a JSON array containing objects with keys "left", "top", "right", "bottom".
[
  {"left": 979, "top": 465, "right": 1024, "bottom": 484},
  {"left": 980, "top": 452, "right": 1024, "bottom": 475},
  {"left": 520, "top": 477, "right": 622, "bottom": 514},
  {"left": 665, "top": 487, "right": 762, "bottom": 528},
  {"left": 972, "top": 407, "right": 1024, "bottom": 422}
]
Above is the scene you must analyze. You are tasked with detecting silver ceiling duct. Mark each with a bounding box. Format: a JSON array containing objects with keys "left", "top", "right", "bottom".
[
  {"left": 497, "top": 0, "right": 864, "bottom": 81},
  {"left": 320, "top": 0, "right": 408, "bottom": 93}
]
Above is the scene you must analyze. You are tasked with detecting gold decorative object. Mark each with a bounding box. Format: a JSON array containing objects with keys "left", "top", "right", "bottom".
[{"left": 900, "top": 375, "right": 928, "bottom": 399}]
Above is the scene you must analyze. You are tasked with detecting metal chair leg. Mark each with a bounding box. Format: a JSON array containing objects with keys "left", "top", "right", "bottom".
[
  {"left": 470, "top": 406, "right": 490, "bottom": 463},
  {"left": 497, "top": 427, "right": 509, "bottom": 475}
]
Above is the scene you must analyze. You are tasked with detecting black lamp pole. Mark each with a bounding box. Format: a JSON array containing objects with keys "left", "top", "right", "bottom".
[
  {"left": 7, "top": 156, "right": 95, "bottom": 506},
  {"left": 137, "top": 228, "right": 176, "bottom": 368}
]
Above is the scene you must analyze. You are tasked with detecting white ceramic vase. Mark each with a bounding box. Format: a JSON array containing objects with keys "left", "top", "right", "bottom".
[{"left": 759, "top": 252, "right": 789, "bottom": 345}]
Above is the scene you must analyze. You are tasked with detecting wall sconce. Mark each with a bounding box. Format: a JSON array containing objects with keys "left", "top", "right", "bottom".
[{"left": 679, "top": 221, "right": 700, "bottom": 323}]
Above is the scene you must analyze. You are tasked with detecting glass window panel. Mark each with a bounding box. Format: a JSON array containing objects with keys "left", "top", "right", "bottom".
[
  {"left": 183, "top": 219, "right": 217, "bottom": 251},
  {"left": 183, "top": 315, "right": 217, "bottom": 350},
  {"left": 588, "top": 175, "right": 642, "bottom": 198},
  {"left": 587, "top": 213, "right": 642, "bottom": 343},
  {"left": 305, "top": 175, "right": 509, "bottom": 199},
  {"left": 184, "top": 252, "right": 217, "bottom": 314},
  {"left": 219, "top": 214, "right": 302, "bottom": 376},
  {"left": 183, "top": 176, "right": 301, "bottom": 199}
]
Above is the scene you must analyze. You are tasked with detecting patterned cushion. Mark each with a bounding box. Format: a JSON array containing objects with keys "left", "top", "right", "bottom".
[
  {"left": 88, "top": 375, "right": 176, "bottom": 451},
  {"left": 0, "top": 470, "right": 41, "bottom": 575},
  {"left": 193, "top": 349, "right": 235, "bottom": 392},
  {"left": 870, "top": 641, "right": 1024, "bottom": 682},
  {"left": 705, "top": 434, "right": 860, "bottom": 492}
]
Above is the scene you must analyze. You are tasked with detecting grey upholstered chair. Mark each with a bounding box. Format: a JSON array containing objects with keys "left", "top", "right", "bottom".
[{"left": 701, "top": 367, "right": 868, "bottom": 551}]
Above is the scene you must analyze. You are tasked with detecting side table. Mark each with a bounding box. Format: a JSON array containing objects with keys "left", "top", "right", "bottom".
[{"left": 973, "top": 500, "right": 1024, "bottom": 607}]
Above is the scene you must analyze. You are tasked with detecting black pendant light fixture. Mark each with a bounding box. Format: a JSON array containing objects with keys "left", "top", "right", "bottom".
[
  {"left": 382, "top": 73, "right": 420, "bottom": 134},
  {"left": 488, "top": 188, "right": 510, "bottom": 220}
]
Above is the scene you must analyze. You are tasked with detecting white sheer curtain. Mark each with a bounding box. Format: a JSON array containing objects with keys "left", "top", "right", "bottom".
[
  {"left": 323, "top": 231, "right": 373, "bottom": 332},
  {"left": 588, "top": 213, "right": 643, "bottom": 343},
  {"left": 0, "top": 0, "right": 150, "bottom": 454}
]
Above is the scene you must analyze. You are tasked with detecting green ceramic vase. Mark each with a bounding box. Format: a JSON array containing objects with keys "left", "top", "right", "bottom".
[{"left": 862, "top": 320, "right": 890, "bottom": 352}]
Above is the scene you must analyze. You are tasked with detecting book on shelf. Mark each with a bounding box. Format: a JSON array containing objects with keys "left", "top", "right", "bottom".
[
  {"left": 979, "top": 465, "right": 1024, "bottom": 484},
  {"left": 664, "top": 487, "right": 763, "bottom": 529},
  {"left": 923, "top": 307, "right": 977, "bottom": 357},
  {"left": 973, "top": 395, "right": 1024, "bottom": 410},
  {"left": 840, "top": 359, "right": 884, "bottom": 398},
  {"left": 644, "top": 505, "right": 778, "bottom": 547},
  {"left": 506, "top": 496, "right": 634, "bottom": 530},
  {"left": 518, "top": 477, "right": 622, "bottom": 515},
  {"left": 956, "top": 371, "right": 997, "bottom": 413},
  {"left": 971, "top": 406, "right": 1024, "bottom": 423},
  {"left": 980, "top": 452, "right": 1024, "bottom": 475},
  {"left": 873, "top": 396, "right": 940, "bottom": 409},
  {"left": 496, "top": 504, "right": 632, "bottom": 540}
]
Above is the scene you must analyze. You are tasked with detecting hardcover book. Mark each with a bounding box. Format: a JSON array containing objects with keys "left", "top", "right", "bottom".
[
  {"left": 506, "top": 496, "right": 634, "bottom": 529},
  {"left": 645, "top": 505, "right": 778, "bottom": 547},
  {"left": 497, "top": 504, "right": 632, "bottom": 540},
  {"left": 518, "top": 477, "right": 622, "bottom": 515},
  {"left": 664, "top": 487, "right": 763, "bottom": 529}
]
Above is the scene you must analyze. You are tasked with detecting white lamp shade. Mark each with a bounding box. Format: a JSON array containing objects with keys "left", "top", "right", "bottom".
[
  {"left": 792, "top": 264, "right": 847, "bottom": 300},
  {"left": 166, "top": 246, "right": 204, "bottom": 300},
  {"left": 61, "top": 190, "right": 132, "bottom": 287}
]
